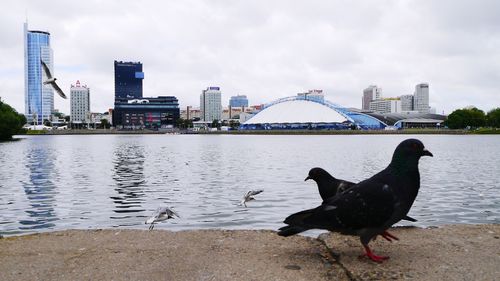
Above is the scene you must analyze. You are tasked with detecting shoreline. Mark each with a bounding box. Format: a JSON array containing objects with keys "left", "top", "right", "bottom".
[
  {"left": 1, "top": 224, "right": 498, "bottom": 280},
  {"left": 17, "top": 128, "right": 500, "bottom": 136}
]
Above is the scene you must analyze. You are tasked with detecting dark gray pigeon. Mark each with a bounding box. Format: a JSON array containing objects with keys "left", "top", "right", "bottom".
[
  {"left": 278, "top": 139, "right": 432, "bottom": 262},
  {"left": 305, "top": 167, "right": 418, "bottom": 224}
]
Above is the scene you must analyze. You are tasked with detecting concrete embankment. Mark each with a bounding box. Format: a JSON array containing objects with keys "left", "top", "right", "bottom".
[{"left": 0, "top": 225, "right": 498, "bottom": 281}]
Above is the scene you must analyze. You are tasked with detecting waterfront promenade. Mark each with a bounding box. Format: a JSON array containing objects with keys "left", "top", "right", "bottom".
[{"left": 1, "top": 225, "right": 498, "bottom": 281}]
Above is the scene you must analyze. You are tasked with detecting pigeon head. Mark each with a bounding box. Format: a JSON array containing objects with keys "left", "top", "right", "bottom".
[
  {"left": 391, "top": 139, "right": 432, "bottom": 167},
  {"left": 305, "top": 167, "right": 334, "bottom": 182}
]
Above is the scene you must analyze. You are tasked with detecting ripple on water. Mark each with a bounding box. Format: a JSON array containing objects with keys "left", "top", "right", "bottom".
[{"left": 0, "top": 134, "right": 499, "bottom": 236}]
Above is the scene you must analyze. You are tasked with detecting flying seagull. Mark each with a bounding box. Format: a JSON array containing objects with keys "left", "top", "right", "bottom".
[
  {"left": 145, "top": 207, "right": 179, "bottom": 230},
  {"left": 305, "top": 167, "right": 417, "bottom": 224},
  {"left": 278, "top": 139, "right": 432, "bottom": 262},
  {"left": 240, "top": 190, "right": 263, "bottom": 207},
  {"left": 41, "top": 60, "right": 67, "bottom": 99}
]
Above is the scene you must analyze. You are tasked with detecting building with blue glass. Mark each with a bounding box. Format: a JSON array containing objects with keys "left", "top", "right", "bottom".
[
  {"left": 114, "top": 61, "right": 144, "bottom": 99},
  {"left": 229, "top": 95, "right": 248, "bottom": 108},
  {"left": 113, "top": 96, "right": 180, "bottom": 129},
  {"left": 24, "top": 23, "right": 54, "bottom": 124}
]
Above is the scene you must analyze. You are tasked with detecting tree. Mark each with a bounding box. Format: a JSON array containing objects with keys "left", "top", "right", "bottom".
[
  {"left": 0, "top": 100, "right": 26, "bottom": 141},
  {"left": 229, "top": 120, "right": 240, "bottom": 129},
  {"left": 43, "top": 119, "right": 52, "bottom": 127},
  {"left": 486, "top": 108, "right": 500, "bottom": 128},
  {"left": 211, "top": 119, "right": 220, "bottom": 129},
  {"left": 100, "top": 118, "right": 110, "bottom": 129},
  {"left": 445, "top": 107, "right": 486, "bottom": 129}
]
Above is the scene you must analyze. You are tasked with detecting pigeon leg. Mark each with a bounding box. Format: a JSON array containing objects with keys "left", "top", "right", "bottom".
[
  {"left": 149, "top": 223, "right": 155, "bottom": 231},
  {"left": 381, "top": 231, "right": 399, "bottom": 241},
  {"left": 361, "top": 244, "right": 389, "bottom": 263}
]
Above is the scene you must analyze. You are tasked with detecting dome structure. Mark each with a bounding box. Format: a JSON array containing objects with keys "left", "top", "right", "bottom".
[
  {"left": 244, "top": 99, "right": 347, "bottom": 124},
  {"left": 241, "top": 96, "right": 387, "bottom": 130}
]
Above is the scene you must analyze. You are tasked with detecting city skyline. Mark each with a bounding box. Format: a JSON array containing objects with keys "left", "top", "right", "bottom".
[{"left": 2, "top": 1, "right": 500, "bottom": 115}]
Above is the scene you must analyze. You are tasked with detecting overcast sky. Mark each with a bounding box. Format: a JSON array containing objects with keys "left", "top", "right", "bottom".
[{"left": 1, "top": 0, "right": 499, "bottom": 115}]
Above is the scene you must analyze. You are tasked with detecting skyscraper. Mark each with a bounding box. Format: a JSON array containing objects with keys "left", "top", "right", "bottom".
[
  {"left": 114, "top": 61, "right": 144, "bottom": 99},
  {"left": 200, "top": 87, "right": 222, "bottom": 122},
  {"left": 70, "top": 80, "right": 90, "bottom": 126},
  {"left": 362, "top": 85, "right": 382, "bottom": 110},
  {"left": 24, "top": 23, "right": 54, "bottom": 124},
  {"left": 414, "top": 83, "right": 430, "bottom": 113},
  {"left": 229, "top": 95, "right": 249, "bottom": 107}
]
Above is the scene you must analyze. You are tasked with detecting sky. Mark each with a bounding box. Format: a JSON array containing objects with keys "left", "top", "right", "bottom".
[{"left": 1, "top": 0, "right": 499, "bottom": 115}]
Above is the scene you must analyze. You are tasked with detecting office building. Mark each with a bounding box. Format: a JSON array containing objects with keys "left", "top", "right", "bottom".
[
  {"left": 70, "top": 80, "right": 90, "bottom": 125},
  {"left": 114, "top": 61, "right": 144, "bottom": 99},
  {"left": 369, "top": 98, "right": 401, "bottom": 114},
  {"left": 200, "top": 87, "right": 222, "bottom": 122},
  {"left": 400, "top": 95, "right": 414, "bottom": 112},
  {"left": 229, "top": 95, "right": 249, "bottom": 107},
  {"left": 113, "top": 96, "right": 180, "bottom": 129},
  {"left": 362, "top": 85, "right": 382, "bottom": 110},
  {"left": 414, "top": 83, "right": 430, "bottom": 113},
  {"left": 24, "top": 23, "right": 54, "bottom": 124}
]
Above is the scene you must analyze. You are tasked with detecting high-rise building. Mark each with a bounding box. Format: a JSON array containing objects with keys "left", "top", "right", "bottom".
[
  {"left": 24, "top": 23, "right": 54, "bottom": 124},
  {"left": 70, "top": 80, "right": 90, "bottom": 125},
  {"left": 114, "top": 61, "right": 144, "bottom": 100},
  {"left": 414, "top": 83, "right": 430, "bottom": 113},
  {"left": 200, "top": 87, "right": 222, "bottom": 122},
  {"left": 229, "top": 95, "right": 249, "bottom": 107},
  {"left": 400, "top": 95, "right": 414, "bottom": 112},
  {"left": 362, "top": 85, "right": 382, "bottom": 110}
]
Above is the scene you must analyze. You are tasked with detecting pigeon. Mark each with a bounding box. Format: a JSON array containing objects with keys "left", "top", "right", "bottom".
[
  {"left": 41, "top": 60, "right": 67, "bottom": 99},
  {"left": 240, "top": 190, "right": 263, "bottom": 207},
  {"left": 145, "top": 207, "right": 179, "bottom": 230},
  {"left": 305, "top": 167, "right": 417, "bottom": 224},
  {"left": 278, "top": 139, "right": 432, "bottom": 262}
]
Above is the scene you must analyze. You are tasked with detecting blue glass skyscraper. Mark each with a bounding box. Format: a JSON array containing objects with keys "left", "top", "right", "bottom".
[
  {"left": 114, "top": 61, "right": 144, "bottom": 99},
  {"left": 24, "top": 23, "right": 54, "bottom": 124}
]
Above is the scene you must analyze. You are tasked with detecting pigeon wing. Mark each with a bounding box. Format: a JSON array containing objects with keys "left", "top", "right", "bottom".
[
  {"left": 40, "top": 60, "right": 52, "bottom": 79},
  {"left": 51, "top": 82, "right": 67, "bottom": 99},
  {"left": 287, "top": 175, "right": 397, "bottom": 232}
]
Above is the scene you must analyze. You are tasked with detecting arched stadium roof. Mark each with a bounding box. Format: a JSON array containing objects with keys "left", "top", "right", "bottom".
[
  {"left": 242, "top": 96, "right": 387, "bottom": 129},
  {"left": 244, "top": 99, "right": 347, "bottom": 124}
]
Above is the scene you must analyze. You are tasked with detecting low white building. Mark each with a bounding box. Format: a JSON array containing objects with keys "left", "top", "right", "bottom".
[{"left": 369, "top": 98, "right": 401, "bottom": 114}]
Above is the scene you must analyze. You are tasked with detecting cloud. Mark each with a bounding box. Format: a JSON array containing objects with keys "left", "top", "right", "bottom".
[{"left": 1, "top": 0, "right": 499, "bottom": 115}]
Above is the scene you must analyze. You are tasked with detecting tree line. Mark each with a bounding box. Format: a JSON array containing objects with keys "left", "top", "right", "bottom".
[
  {"left": 0, "top": 99, "right": 26, "bottom": 141},
  {"left": 444, "top": 107, "right": 500, "bottom": 129}
]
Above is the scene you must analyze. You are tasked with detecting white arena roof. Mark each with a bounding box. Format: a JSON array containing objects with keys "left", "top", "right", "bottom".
[{"left": 244, "top": 99, "right": 348, "bottom": 124}]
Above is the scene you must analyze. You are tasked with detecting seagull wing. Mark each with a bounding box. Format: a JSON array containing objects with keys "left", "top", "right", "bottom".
[
  {"left": 249, "top": 190, "right": 263, "bottom": 196},
  {"left": 51, "top": 82, "right": 67, "bottom": 99},
  {"left": 41, "top": 60, "right": 52, "bottom": 79}
]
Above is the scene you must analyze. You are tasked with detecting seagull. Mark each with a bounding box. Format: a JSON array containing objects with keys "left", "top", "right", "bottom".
[
  {"left": 240, "top": 190, "right": 263, "bottom": 207},
  {"left": 145, "top": 207, "right": 179, "bottom": 230},
  {"left": 41, "top": 60, "right": 67, "bottom": 99}
]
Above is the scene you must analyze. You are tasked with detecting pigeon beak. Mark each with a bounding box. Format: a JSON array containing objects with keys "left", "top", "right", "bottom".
[
  {"left": 304, "top": 176, "right": 311, "bottom": 181},
  {"left": 422, "top": 149, "right": 433, "bottom": 157}
]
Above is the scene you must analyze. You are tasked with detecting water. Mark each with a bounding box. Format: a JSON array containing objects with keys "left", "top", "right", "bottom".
[{"left": 0, "top": 134, "right": 499, "bottom": 236}]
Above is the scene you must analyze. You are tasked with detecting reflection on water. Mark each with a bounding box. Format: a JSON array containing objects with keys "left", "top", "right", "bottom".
[
  {"left": 0, "top": 135, "right": 499, "bottom": 236},
  {"left": 111, "top": 142, "right": 146, "bottom": 219},
  {"left": 19, "top": 146, "right": 59, "bottom": 229}
]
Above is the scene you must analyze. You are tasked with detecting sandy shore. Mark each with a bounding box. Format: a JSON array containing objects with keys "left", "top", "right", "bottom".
[{"left": 0, "top": 225, "right": 498, "bottom": 281}]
